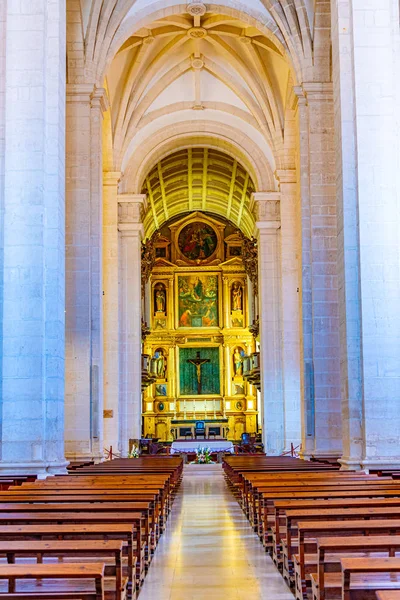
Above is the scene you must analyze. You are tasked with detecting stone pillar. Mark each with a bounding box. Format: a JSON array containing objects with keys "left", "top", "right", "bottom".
[
  {"left": 253, "top": 193, "right": 284, "bottom": 454},
  {"left": 65, "top": 84, "right": 107, "bottom": 462},
  {"left": 0, "top": 1, "right": 67, "bottom": 474},
  {"left": 276, "top": 170, "right": 302, "bottom": 450},
  {"left": 118, "top": 194, "right": 146, "bottom": 456},
  {"left": 331, "top": 0, "right": 400, "bottom": 470},
  {"left": 296, "top": 83, "right": 342, "bottom": 459},
  {"left": 103, "top": 172, "right": 121, "bottom": 453}
]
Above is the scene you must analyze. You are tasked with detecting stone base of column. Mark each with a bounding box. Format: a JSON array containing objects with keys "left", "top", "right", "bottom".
[
  {"left": 338, "top": 457, "right": 364, "bottom": 471},
  {"left": 301, "top": 449, "right": 342, "bottom": 461},
  {"left": 361, "top": 459, "right": 400, "bottom": 473},
  {"left": 65, "top": 452, "right": 104, "bottom": 464},
  {"left": 340, "top": 457, "right": 400, "bottom": 472},
  {"left": 0, "top": 461, "right": 70, "bottom": 477}
]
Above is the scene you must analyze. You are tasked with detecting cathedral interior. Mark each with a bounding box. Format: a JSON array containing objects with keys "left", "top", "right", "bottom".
[{"left": 0, "top": 0, "right": 399, "bottom": 474}]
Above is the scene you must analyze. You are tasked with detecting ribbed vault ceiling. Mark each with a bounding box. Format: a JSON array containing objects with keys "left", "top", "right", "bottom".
[{"left": 141, "top": 148, "right": 256, "bottom": 238}]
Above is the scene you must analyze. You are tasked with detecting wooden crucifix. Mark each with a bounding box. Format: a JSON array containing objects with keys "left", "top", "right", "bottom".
[{"left": 187, "top": 351, "right": 210, "bottom": 395}]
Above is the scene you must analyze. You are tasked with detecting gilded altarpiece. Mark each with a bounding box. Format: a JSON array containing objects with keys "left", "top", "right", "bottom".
[{"left": 142, "top": 213, "right": 258, "bottom": 441}]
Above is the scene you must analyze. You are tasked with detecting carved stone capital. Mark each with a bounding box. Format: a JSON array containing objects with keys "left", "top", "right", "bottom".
[
  {"left": 118, "top": 193, "right": 147, "bottom": 225},
  {"left": 66, "top": 83, "right": 94, "bottom": 103},
  {"left": 252, "top": 192, "right": 281, "bottom": 223},
  {"left": 275, "top": 169, "right": 297, "bottom": 185},
  {"left": 103, "top": 171, "right": 121, "bottom": 187},
  {"left": 302, "top": 82, "right": 333, "bottom": 102},
  {"left": 91, "top": 87, "right": 109, "bottom": 113}
]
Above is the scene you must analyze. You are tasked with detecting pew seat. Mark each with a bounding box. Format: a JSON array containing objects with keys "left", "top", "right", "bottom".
[
  {"left": 0, "top": 540, "right": 128, "bottom": 600},
  {"left": 0, "top": 562, "right": 105, "bottom": 599}
]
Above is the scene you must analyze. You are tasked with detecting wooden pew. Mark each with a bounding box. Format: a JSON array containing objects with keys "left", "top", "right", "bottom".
[
  {"left": 0, "top": 562, "right": 105, "bottom": 599},
  {"left": 223, "top": 455, "right": 400, "bottom": 600},
  {"left": 341, "top": 557, "right": 400, "bottom": 600},
  {"left": 377, "top": 593, "right": 400, "bottom": 600},
  {"left": 0, "top": 540, "right": 126, "bottom": 600},
  {"left": 262, "top": 484, "right": 400, "bottom": 550},
  {"left": 308, "top": 536, "right": 400, "bottom": 600},
  {"left": 282, "top": 506, "right": 400, "bottom": 585},
  {"left": 0, "top": 512, "right": 145, "bottom": 586},
  {"left": 0, "top": 522, "right": 137, "bottom": 591},
  {"left": 296, "top": 518, "right": 400, "bottom": 596}
]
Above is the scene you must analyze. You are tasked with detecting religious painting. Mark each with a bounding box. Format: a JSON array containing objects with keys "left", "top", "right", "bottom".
[
  {"left": 229, "top": 245, "right": 242, "bottom": 257},
  {"left": 155, "top": 384, "right": 167, "bottom": 397},
  {"left": 154, "top": 316, "right": 166, "bottom": 329},
  {"left": 233, "top": 383, "right": 245, "bottom": 396},
  {"left": 179, "top": 347, "right": 220, "bottom": 396},
  {"left": 177, "top": 274, "right": 219, "bottom": 328},
  {"left": 178, "top": 222, "right": 218, "bottom": 261}
]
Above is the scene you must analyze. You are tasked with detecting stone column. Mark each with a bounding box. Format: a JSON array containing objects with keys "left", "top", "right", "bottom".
[
  {"left": 276, "top": 170, "right": 302, "bottom": 450},
  {"left": 253, "top": 193, "right": 284, "bottom": 454},
  {"left": 296, "top": 83, "right": 342, "bottom": 459},
  {"left": 118, "top": 194, "right": 146, "bottom": 456},
  {"left": 0, "top": 1, "right": 67, "bottom": 474},
  {"left": 103, "top": 172, "right": 121, "bottom": 453},
  {"left": 65, "top": 84, "right": 107, "bottom": 462},
  {"left": 331, "top": 0, "right": 400, "bottom": 470}
]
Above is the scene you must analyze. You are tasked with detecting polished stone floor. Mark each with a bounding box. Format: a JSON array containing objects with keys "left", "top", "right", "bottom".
[{"left": 139, "top": 464, "right": 294, "bottom": 600}]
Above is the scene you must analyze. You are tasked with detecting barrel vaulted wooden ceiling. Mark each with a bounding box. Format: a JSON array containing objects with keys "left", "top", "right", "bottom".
[{"left": 141, "top": 148, "right": 256, "bottom": 237}]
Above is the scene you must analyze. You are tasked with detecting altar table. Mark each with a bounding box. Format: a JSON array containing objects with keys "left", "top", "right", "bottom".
[{"left": 170, "top": 440, "right": 234, "bottom": 454}]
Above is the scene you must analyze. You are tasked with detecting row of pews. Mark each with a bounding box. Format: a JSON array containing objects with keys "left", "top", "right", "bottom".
[
  {"left": 0, "top": 456, "right": 183, "bottom": 599},
  {"left": 223, "top": 455, "right": 400, "bottom": 600}
]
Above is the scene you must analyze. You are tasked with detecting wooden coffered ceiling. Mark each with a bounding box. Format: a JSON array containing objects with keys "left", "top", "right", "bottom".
[{"left": 141, "top": 148, "right": 256, "bottom": 238}]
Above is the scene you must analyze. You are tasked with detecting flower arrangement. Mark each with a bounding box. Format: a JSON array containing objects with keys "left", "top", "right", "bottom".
[
  {"left": 128, "top": 445, "right": 140, "bottom": 459},
  {"left": 193, "top": 446, "right": 214, "bottom": 464}
]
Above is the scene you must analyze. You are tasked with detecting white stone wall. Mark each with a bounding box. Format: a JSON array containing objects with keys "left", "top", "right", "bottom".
[
  {"left": 0, "top": 0, "right": 67, "bottom": 474},
  {"left": 65, "top": 85, "right": 105, "bottom": 461},
  {"left": 103, "top": 172, "right": 121, "bottom": 453},
  {"left": 332, "top": 0, "right": 400, "bottom": 469},
  {"left": 296, "top": 84, "right": 342, "bottom": 458}
]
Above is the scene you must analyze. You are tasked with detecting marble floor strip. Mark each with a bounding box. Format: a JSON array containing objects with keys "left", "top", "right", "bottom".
[{"left": 139, "top": 463, "right": 294, "bottom": 600}]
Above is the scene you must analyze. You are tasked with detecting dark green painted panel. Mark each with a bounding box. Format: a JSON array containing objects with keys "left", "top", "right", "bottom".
[{"left": 179, "top": 347, "right": 220, "bottom": 395}]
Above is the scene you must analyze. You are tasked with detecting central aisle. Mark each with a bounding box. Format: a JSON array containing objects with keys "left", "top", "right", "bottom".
[{"left": 139, "top": 464, "right": 294, "bottom": 600}]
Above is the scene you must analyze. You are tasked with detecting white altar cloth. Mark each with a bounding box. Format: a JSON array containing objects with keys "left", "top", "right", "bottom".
[{"left": 171, "top": 440, "right": 234, "bottom": 454}]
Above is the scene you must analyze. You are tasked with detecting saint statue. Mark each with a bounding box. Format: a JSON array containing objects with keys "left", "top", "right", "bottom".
[
  {"left": 154, "top": 350, "right": 166, "bottom": 379},
  {"left": 155, "top": 284, "right": 166, "bottom": 313},
  {"left": 233, "top": 348, "right": 244, "bottom": 377},
  {"left": 232, "top": 282, "right": 243, "bottom": 312}
]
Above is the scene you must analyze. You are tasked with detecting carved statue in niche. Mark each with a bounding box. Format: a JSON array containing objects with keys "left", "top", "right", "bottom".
[
  {"left": 154, "top": 348, "right": 167, "bottom": 379},
  {"left": 231, "top": 281, "right": 243, "bottom": 311},
  {"left": 154, "top": 283, "right": 166, "bottom": 314},
  {"left": 231, "top": 280, "right": 244, "bottom": 327},
  {"left": 233, "top": 347, "right": 245, "bottom": 377}
]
